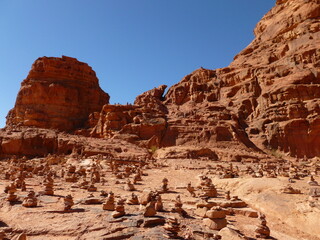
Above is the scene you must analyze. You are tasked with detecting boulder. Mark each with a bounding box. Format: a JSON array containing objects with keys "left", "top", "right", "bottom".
[
  {"left": 206, "top": 209, "right": 226, "bottom": 219},
  {"left": 203, "top": 218, "right": 227, "bottom": 230},
  {"left": 218, "top": 227, "right": 244, "bottom": 240}
]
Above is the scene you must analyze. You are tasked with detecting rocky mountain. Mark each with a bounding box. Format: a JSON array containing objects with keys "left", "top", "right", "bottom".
[
  {"left": 1, "top": 0, "right": 319, "bottom": 159},
  {"left": 224, "top": 0, "right": 320, "bottom": 158},
  {"left": 6, "top": 56, "right": 109, "bottom": 131}
]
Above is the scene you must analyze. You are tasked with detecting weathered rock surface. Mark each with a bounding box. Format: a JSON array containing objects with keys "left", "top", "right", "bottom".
[
  {"left": 216, "top": 0, "right": 320, "bottom": 157},
  {"left": 90, "top": 104, "right": 167, "bottom": 149},
  {"left": 84, "top": 0, "right": 320, "bottom": 158},
  {"left": 6, "top": 56, "right": 109, "bottom": 131},
  {"left": 1, "top": 0, "right": 320, "bottom": 159},
  {"left": 1, "top": 2, "right": 320, "bottom": 240},
  {"left": 88, "top": 85, "right": 169, "bottom": 148},
  {"left": 90, "top": 73, "right": 258, "bottom": 154},
  {"left": 0, "top": 127, "right": 149, "bottom": 159},
  {"left": 153, "top": 146, "right": 219, "bottom": 160}
]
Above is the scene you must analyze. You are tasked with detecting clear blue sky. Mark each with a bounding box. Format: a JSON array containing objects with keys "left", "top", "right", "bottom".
[{"left": 0, "top": 0, "right": 275, "bottom": 128}]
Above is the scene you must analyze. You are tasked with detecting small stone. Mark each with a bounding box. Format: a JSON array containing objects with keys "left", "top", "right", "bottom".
[
  {"left": 206, "top": 209, "right": 226, "bottom": 219},
  {"left": 203, "top": 218, "right": 227, "bottom": 230},
  {"left": 144, "top": 200, "right": 157, "bottom": 217}
]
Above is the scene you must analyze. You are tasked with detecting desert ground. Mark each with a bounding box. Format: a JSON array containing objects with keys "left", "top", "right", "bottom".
[
  {"left": 1, "top": 0, "right": 319, "bottom": 239},
  {"left": 0, "top": 153, "right": 319, "bottom": 240}
]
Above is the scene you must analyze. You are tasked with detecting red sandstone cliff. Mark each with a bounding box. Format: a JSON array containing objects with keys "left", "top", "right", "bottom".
[
  {"left": 6, "top": 56, "right": 110, "bottom": 131},
  {"left": 1, "top": 0, "right": 319, "bottom": 159},
  {"left": 217, "top": 0, "right": 320, "bottom": 157},
  {"left": 90, "top": 0, "right": 320, "bottom": 157}
]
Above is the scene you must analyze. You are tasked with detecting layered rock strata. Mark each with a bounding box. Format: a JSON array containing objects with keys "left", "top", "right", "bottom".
[
  {"left": 1, "top": 0, "right": 320, "bottom": 158},
  {"left": 6, "top": 56, "right": 109, "bottom": 131},
  {"left": 0, "top": 127, "right": 149, "bottom": 158},
  {"left": 100, "top": 0, "right": 319, "bottom": 157},
  {"left": 217, "top": 0, "right": 320, "bottom": 157},
  {"left": 84, "top": 0, "right": 320, "bottom": 157}
]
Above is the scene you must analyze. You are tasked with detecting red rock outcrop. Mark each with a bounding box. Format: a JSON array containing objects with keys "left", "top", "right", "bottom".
[
  {"left": 1, "top": 0, "right": 320, "bottom": 159},
  {"left": 0, "top": 127, "right": 149, "bottom": 159},
  {"left": 161, "top": 68, "right": 256, "bottom": 150},
  {"left": 83, "top": 0, "right": 320, "bottom": 158},
  {"left": 134, "top": 84, "right": 168, "bottom": 114},
  {"left": 88, "top": 70, "right": 257, "bottom": 155},
  {"left": 215, "top": 0, "right": 320, "bottom": 157},
  {"left": 6, "top": 56, "right": 109, "bottom": 131},
  {"left": 153, "top": 0, "right": 320, "bottom": 157},
  {"left": 90, "top": 85, "right": 168, "bottom": 148}
]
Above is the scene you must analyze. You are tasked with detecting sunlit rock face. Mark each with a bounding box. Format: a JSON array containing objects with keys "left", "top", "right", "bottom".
[
  {"left": 2, "top": 0, "right": 320, "bottom": 158},
  {"left": 6, "top": 56, "right": 109, "bottom": 131},
  {"left": 222, "top": 0, "right": 320, "bottom": 157},
  {"left": 80, "top": 0, "right": 320, "bottom": 157}
]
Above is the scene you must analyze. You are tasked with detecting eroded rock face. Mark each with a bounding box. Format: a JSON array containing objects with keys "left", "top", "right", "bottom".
[
  {"left": 134, "top": 84, "right": 168, "bottom": 114},
  {"left": 1, "top": 0, "right": 320, "bottom": 159},
  {"left": 89, "top": 1, "right": 320, "bottom": 157},
  {"left": 160, "top": 0, "right": 320, "bottom": 157},
  {"left": 6, "top": 56, "right": 109, "bottom": 131},
  {"left": 90, "top": 104, "right": 167, "bottom": 148},
  {"left": 0, "top": 127, "right": 149, "bottom": 159},
  {"left": 89, "top": 78, "right": 256, "bottom": 152},
  {"left": 216, "top": 0, "right": 320, "bottom": 157},
  {"left": 162, "top": 68, "right": 257, "bottom": 150},
  {"left": 164, "top": 68, "right": 220, "bottom": 105}
]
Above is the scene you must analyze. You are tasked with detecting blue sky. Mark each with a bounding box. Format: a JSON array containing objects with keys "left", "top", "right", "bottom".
[{"left": 0, "top": 0, "right": 275, "bottom": 128}]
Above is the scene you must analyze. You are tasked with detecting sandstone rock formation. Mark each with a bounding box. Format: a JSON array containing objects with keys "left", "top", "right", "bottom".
[
  {"left": 0, "top": 1, "right": 320, "bottom": 239},
  {"left": 220, "top": 0, "right": 320, "bottom": 157},
  {"left": 90, "top": 85, "right": 168, "bottom": 148},
  {"left": 6, "top": 56, "right": 109, "bottom": 131},
  {"left": 90, "top": 73, "right": 257, "bottom": 154},
  {"left": 0, "top": 127, "right": 149, "bottom": 158},
  {"left": 1, "top": 0, "right": 320, "bottom": 160},
  {"left": 86, "top": 0, "right": 320, "bottom": 158}
]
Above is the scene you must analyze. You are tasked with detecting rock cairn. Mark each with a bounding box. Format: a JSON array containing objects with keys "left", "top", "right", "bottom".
[
  {"left": 203, "top": 206, "right": 227, "bottom": 230},
  {"left": 125, "top": 179, "right": 136, "bottom": 191},
  {"left": 22, "top": 191, "right": 38, "bottom": 207},
  {"left": 43, "top": 175, "right": 54, "bottom": 195},
  {"left": 255, "top": 213, "right": 270, "bottom": 239},
  {"left": 171, "top": 195, "right": 187, "bottom": 217},
  {"left": 6, "top": 183, "right": 18, "bottom": 203},
  {"left": 163, "top": 217, "right": 180, "bottom": 239},
  {"left": 144, "top": 199, "right": 157, "bottom": 217},
  {"left": 155, "top": 195, "right": 164, "bottom": 212},
  {"left": 64, "top": 195, "right": 74, "bottom": 211},
  {"left": 112, "top": 199, "right": 126, "bottom": 218},
  {"left": 103, "top": 192, "right": 115, "bottom": 211},
  {"left": 127, "top": 192, "right": 139, "bottom": 205}
]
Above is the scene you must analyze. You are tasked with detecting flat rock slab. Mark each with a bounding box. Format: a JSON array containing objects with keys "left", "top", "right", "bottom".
[
  {"left": 175, "top": 185, "right": 187, "bottom": 189},
  {"left": 211, "top": 200, "right": 247, "bottom": 208},
  {"left": 203, "top": 218, "right": 227, "bottom": 230},
  {"left": 102, "top": 228, "right": 138, "bottom": 240},
  {"left": 142, "top": 216, "right": 166, "bottom": 228},
  {"left": 47, "top": 208, "right": 86, "bottom": 213},
  {"left": 188, "top": 223, "right": 219, "bottom": 238},
  {"left": 78, "top": 198, "right": 104, "bottom": 205},
  {"left": 218, "top": 227, "right": 245, "bottom": 240},
  {"left": 38, "top": 196, "right": 60, "bottom": 203},
  {"left": 233, "top": 208, "right": 258, "bottom": 218},
  {"left": 106, "top": 215, "right": 129, "bottom": 223},
  {"left": 185, "top": 199, "right": 198, "bottom": 205},
  {"left": 131, "top": 227, "right": 169, "bottom": 240},
  {"left": 195, "top": 207, "right": 207, "bottom": 218}
]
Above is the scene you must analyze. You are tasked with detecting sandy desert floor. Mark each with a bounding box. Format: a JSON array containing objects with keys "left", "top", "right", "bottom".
[{"left": 0, "top": 156, "right": 319, "bottom": 240}]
